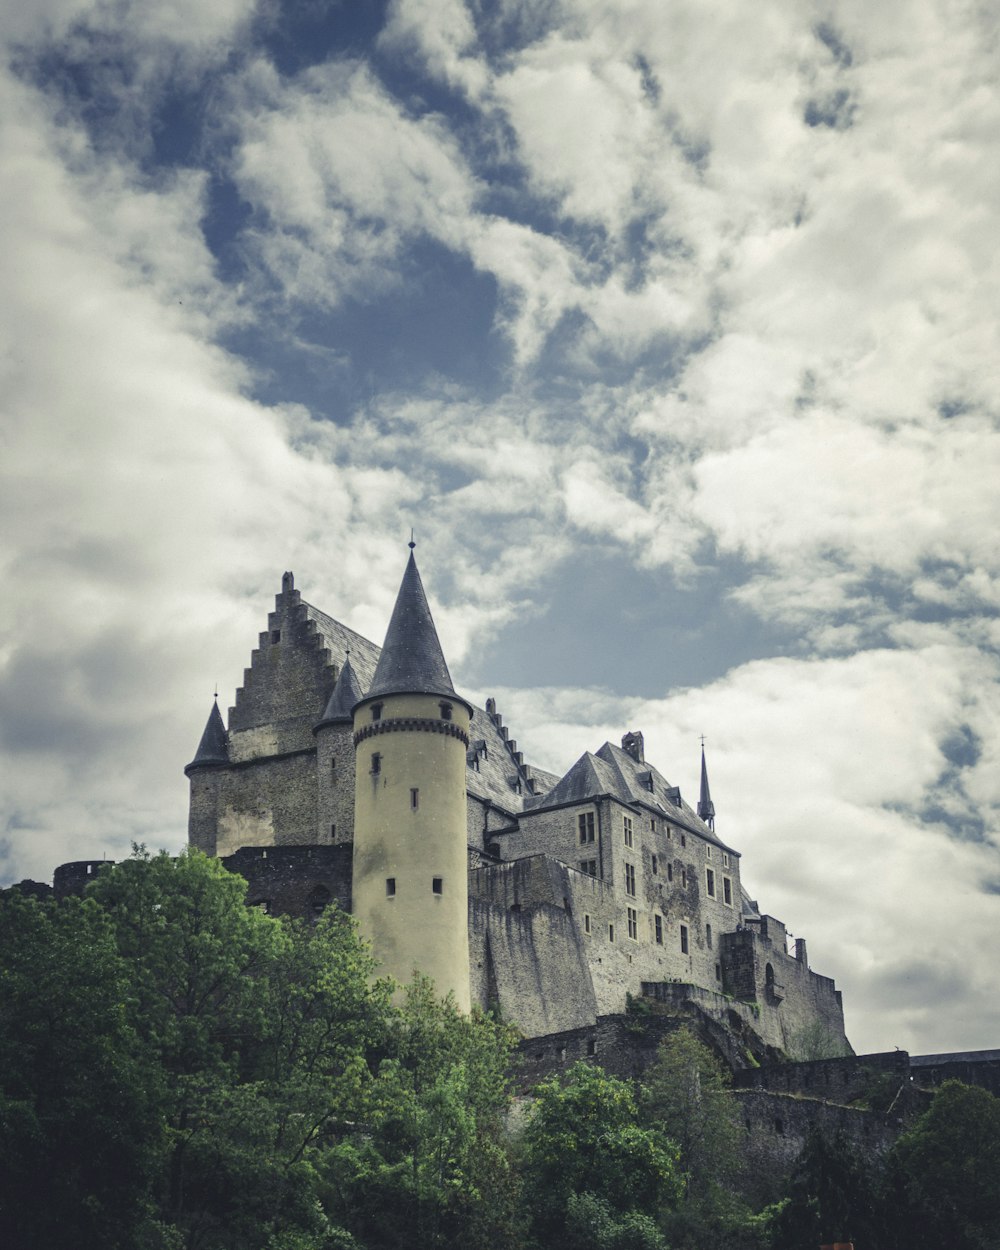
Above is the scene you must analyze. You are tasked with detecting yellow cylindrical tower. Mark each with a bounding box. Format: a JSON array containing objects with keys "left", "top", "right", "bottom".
[{"left": 351, "top": 549, "right": 472, "bottom": 1010}]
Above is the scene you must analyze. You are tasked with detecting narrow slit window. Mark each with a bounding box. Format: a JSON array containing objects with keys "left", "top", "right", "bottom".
[
  {"left": 608, "top": 923, "right": 615, "bottom": 942},
  {"left": 706, "top": 922, "right": 713, "bottom": 947},
  {"left": 432, "top": 877, "right": 443, "bottom": 895},
  {"left": 655, "top": 914, "right": 663, "bottom": 945},
  {"left": 410, "top": 788, "right": 419, "bottom": 810},
  {"left": 651, "top": 854, "right": 658, "bottom": 875},
  {"left": 680, "top": 923, "right": 689, "bottom": 954},
  {"left": 667, "top": 863, "right": 674, "bottom": 882},
  {"left": 371, "top": 752, "right": 381, "bottom": 776},
  {"left": 386, "top": 877, "right": 396, "bottom": 897},
  {"left": 584, "top": 913, "right": 591, "bottom": 934},
  {"left": 330, "top": 823, "right": 336, "bottom": 839}
]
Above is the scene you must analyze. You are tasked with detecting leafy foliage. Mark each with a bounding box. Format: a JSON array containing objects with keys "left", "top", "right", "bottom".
[
  {"left": 519, "top": 1061, "right": 679, "bottom": 1250},
  {"left": 886, "top": 1080, "right": 1000, "bottom": 1250}
]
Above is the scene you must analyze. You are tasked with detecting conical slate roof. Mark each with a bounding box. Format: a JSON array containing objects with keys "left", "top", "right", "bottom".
[
  {"left": 315, "top": 655, "right": 365, "bottom": 728},
  {"left": 366, "top": 550, "right": 459, "bottom": 702},
  {"left": 186, "top": 699, "right": 229, "bottom": 771},
  {"left": 697, "top": 745, "right": 715, "bottom": 827}
]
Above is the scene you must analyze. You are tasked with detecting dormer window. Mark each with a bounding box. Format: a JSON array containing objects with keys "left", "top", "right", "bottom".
[
  {"left": 371, "top": 703, "right": 383, "bottom": 723},
  {"left": 439, "top": 702, "right": 453, "bottom": 721}
]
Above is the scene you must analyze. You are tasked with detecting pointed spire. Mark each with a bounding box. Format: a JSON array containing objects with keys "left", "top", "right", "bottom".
[
  {"left": 185, "top": 698, "right": 229, "bottom": 772},
  {"left": 697, "top": 740, "right": 715, "bottom": 830},
  {"left": 315, "top": 654, "right": 365, "bottom": 729},
  {"left": 366, "top": 549, "right": 459, "bottom": 702}
]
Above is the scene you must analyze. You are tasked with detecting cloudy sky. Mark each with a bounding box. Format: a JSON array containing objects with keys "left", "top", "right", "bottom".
[{"left": 2, "top": 0, "right": 998, "bottom": 1057}]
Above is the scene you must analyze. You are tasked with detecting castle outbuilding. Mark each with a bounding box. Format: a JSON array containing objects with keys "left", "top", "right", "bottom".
[{"left": 185, "top": 551, "right": 851, "bottom": 1062}]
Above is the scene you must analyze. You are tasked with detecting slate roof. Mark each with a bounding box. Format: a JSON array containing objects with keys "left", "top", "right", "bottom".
[
  {"left": 315, "top": 655, "right": 364, "bottom": 727},
  {"left": 698, "top": 745, "right": 715, "bottom": 824},
  {"left": 299, "top": 586, "right": 556, "bottom": 811},
  {"left": 366, "top": 551, "right": 460, "bottom": 703},
  {"left": 186, "top": 699, "right": 229, "bottom": 770},
  {"left": 522, "top": 738, "right": 737, "bottom": 853}
]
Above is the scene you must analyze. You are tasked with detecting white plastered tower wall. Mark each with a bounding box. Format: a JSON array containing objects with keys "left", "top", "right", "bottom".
[
  {"left": 352, "top": 691, "right": 472, "bottom": 1010},
  {"left": 348, "top": 548, "right": 473, "bottom": 1012}
]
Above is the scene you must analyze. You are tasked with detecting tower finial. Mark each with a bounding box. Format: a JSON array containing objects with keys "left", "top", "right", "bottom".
[
  {"left": 697, "top": 737, "right": 715, "bottom": 831},
  {"left": 409, "top": 527, "right": 416, "bottom": 550}
]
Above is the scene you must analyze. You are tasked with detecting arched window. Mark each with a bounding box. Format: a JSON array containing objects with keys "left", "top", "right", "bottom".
[{"left": 308, "top": 885, "right": 331, "bottom": 917}]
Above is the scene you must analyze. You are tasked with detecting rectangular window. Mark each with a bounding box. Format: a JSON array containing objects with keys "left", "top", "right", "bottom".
[
  {"left": 580, "top": 859, "right": 598, "bottom": 877},
  {"left": 667, "top": 863, "right": 673, "bottom": 882},
  {"left": 722, "top": 852, "right": 730, "bottom": 868},
  {"left": 578, "top": 812, "right": 595, "bottom": 843},
  {"left": 654, "top": 914, "right": 663, "bottom": 945},
  {"left": 627, "top": 907, "right": 638, "bottom": 940},
  {"left": 680, "top": 833, "right": 686, "bottom": 847},
  {"left": 651, "top": 854, "right": 658, "bottom": 876},
  {"left": 439, "top": 701, "right": 453, "bottom": 721},
  {"left": 706, "top": 868, "right": 715, "bottom": 898},
  {"left": 623, "top": 815, "right": 633, "bottom": 847},
  {"left": 371, "top": 752, "right": 381, "bottom": 775},
  {"left": 680, "top": 924, "right": 689, "bottom": 954},
  {"left": 681, "top": 868, "right": 687, "bottom": 888},
  {"left": 723, "top": 877, "right": 733, "bottom": 906},
  {"left": 410, "top": 788, "right": 419, "bottom": 810},
  {"left": 432, "top": 877, "right": 443, "bottom": 895},
  {"left": 666, "top": 826, "right": 673, "bottom": 840},
  {"left": 584, "top": 914, "right": 591, "bottom": 934},
  {"left": 386, "top": 877, "right": 396, "bottom": 897},
  {"left": 706, "top": 922, "right": 713, "bottom": 948},
  {"left": 609, "top": 923, "right": 615, "bottom": 942},
  {"left": 625, "top": 863, "right": 636, "bottom": 897},
  {"left": 650, "top": 818, "right": 656, "bottom": 832},
  {"left": 706, "top": 845, "right": 712, "bottom": 859},
  {"left": 372, "top": 703, "right": 383, "bottom": 722}
]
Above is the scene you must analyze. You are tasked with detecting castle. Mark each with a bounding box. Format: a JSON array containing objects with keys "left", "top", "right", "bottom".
[{"left": 184, "top": 548, "right": 850, "bottom": 1063}]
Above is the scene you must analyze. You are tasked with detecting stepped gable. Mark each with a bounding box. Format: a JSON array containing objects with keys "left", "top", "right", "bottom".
[
  {"left": 365, "top": 550, "right": 460, "bottom": 703},
  {"left": 315, "top": 655, "right": 365, "bottom": 729},
  {"left": 186, "top": 699, "right": 229, "bottom": 772},
  {"left": 299, "top": 602, "right": 380, "bottom": 692},
  {"left": 467, "top": 698, "right": 560, "bottom": 813}
]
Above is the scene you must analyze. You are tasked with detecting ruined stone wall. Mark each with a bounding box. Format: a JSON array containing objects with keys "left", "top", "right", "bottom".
[
  {"left": 221, "top": 844, "right": 352, "bottom": 918},
  {"left": 721, "top": 919, "right": 850, "bottom": 1056}
]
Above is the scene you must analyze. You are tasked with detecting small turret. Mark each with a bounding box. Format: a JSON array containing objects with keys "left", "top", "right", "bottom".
[
  {"left": 185, "top": 698, "right": 229, "bottom": 773},
  {"left": 315, "top": 655, "right": 365, "bottom": 730},
  {"left": 314, "top": 656, "right": 365, "bottom": 844},
  {"left": 697, "top": 742, "right": 715, "bottom": 831}
]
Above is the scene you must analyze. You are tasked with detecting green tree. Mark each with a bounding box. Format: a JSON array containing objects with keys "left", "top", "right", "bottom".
[
  {"left": 89, "top": 846, "right": 388, "bottom": 1250},
  {"left": 519, "top": 1061, "right": 679, "bottom": 1250},
  {"left": 887, "top": 1080, "right": 1000, "bottom": 1250},
  {"left": 770, "top": 1128, "right": 884, "bottom": 1250},
  {"left": 0, "top": 890, "right": 161, "bottom": 1250},
  {"left": 639, "top": 1027, "right": 775, "bottom": 1249},
  {"left": 325, "top": 977, "right": 521, "bottom": 1250}
]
